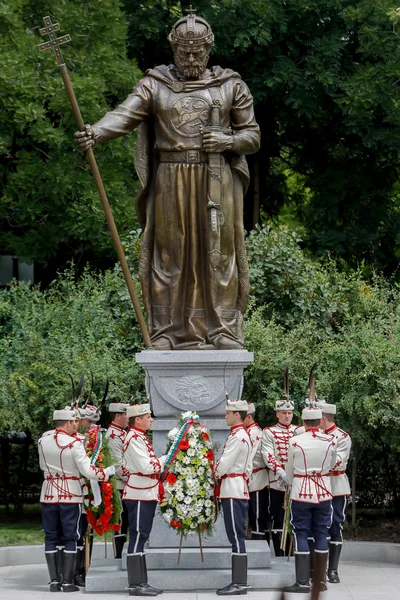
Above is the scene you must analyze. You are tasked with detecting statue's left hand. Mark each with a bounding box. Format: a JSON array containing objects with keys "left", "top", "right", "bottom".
[{"left": 202, "top": 131, "right": 234, "bottom": 153}]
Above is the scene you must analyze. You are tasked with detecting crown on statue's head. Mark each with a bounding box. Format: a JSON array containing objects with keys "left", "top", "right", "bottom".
[{"left": 168, "top": 7, "right": 214, "bottom": 48}]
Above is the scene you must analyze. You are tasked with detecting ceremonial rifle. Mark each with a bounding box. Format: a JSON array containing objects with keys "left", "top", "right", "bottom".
[{"left": 38, "top": 16, "right": 151, "bottom": 348}]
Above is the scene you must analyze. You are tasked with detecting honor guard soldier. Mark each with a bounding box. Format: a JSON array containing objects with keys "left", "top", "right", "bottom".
[
  {"left": 38, "top": 408, "right": 114, "bottom": 593},
  {"left": 244, "top": 403, "right": 269, "bottom": 542},
  {"left": 123, "top": 404, "right": 164, "bottom": 597},
  {"left": 318, "top": 400, "right": 351, "bottom": 584},
  {"left": 261, "top": 368, "right": 298, "bottom": 556},
  {"left": 284, "top": 406, "right": 337, "bottom": 594},
  {"left": 215, "top": 399, "right": 253, "bottom": 596},
  {"left": 106, "top": 402, "right": 129, "bottom": 559},
  {"left": 73, "top": 403, "right": 102, "bottom": 586}
]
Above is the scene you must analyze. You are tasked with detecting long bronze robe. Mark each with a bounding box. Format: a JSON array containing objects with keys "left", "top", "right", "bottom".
[{"left": 92, "top": 65, "right": 260, "bottom": 349}]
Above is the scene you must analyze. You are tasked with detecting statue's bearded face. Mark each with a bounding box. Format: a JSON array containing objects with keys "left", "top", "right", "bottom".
[{"left": 173, "top": 44, "right": 210, "bottom": 79}]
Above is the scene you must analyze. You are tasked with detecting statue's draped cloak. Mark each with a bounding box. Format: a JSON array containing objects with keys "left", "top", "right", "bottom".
[{"left": 93, "top": 65, "right": 260, "bottom": 349}]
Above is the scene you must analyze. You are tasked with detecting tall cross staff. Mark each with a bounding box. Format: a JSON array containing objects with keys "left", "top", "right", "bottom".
[{"left": 38, "top": 16, "right": 151, "bottom": 348}]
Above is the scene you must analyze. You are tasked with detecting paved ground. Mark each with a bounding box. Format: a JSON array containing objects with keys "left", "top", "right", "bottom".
[{"left": 1, "top": 561, "right": 400, "bottom": 599}]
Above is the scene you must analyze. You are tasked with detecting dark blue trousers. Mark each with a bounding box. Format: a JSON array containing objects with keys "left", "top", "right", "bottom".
[
  {"left": 291, "top": 500, "right": 332, "bottom": 553},
  {"left": 269, "top": 488, "right": 285, "bottom": 532},
  {"left": 126, "top": 500, "right": 157, "bottom": 554},
  {"left": 76, "top": 512, "right": 88, "bottom": 549},
  {"left": 249, "top": 488, "right": 268, "bottom": 536},
  {"left": 329, "top": 496, "right": 347, "bottom": 543},
  {"left": 41, "top": 503, "right": 82, "bottom": 551},
  {"left": 222, "top": 498, "right": 248, "bottom": 554}
]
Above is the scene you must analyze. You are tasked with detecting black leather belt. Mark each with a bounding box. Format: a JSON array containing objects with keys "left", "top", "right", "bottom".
[{"left": 159, "top": 150, "right": 209, "bottom": 164}]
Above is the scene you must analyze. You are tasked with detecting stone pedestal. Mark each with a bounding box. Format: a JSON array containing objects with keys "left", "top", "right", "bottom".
[{"left": 136, "top": 349, "right": 253, "bottom": 549}]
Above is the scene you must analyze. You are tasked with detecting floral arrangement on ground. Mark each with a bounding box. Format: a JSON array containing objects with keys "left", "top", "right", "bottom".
[
  {"left": 83, "top": 424, "right": 122, "bottom": 536},
  {"left": 160, "top": 411, "right": 216, "bottom": 537}
]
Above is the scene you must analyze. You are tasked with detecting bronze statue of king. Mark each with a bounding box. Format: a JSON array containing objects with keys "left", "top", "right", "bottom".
[{"left": 75, "top": 10, "right": 260, "bottom": 350}]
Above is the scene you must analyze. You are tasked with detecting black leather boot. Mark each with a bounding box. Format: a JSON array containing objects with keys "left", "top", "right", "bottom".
[
  {"left": 216, "top": 554, "right": 248, "bottom": 595},
  {"left": 308, "top": 537, "right": 315, "bottom": 582},
  {"left": 127, "top": 553, "right": 158, "bottom": 596},
  {"left": 113, "top": 534, "right": 126, "bottom": 559},
  {"left": 141, "top": 553, "right": 163, "bottom": 594},
  {"left": 56, "top": 547, "right": 64, "bottom": 582},
  {"left": 61, "top": 552, "right": 80, "bottom": 593},
  {"left": 271, "top": 531, "right": 284, "bottom": 557},
  {"left": 45, "top": 551, "right": 62, "bottom": 592},
  {"left": 313, "top": 550, "right": 328, "bottom": 592},
  {"left": 327, "top": 543, "right": 342, "bottom": 583},
  {"left": 73, "top": 547, "right": 85, "bottom": 587},
  {"left": 283, "top": 553, "right": 311, "bottom": 593}
]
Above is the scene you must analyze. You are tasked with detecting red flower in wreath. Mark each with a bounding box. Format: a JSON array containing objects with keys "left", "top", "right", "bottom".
[
  {"left": 171, "top": 520, "right": 181, "bottom": 528},
  {"left": 179, "top": 439, "right": 189, "bottom": 451},
  {"left": 201, "top": 432, "right": 210, "bottom": 441},
  {"left": 206, "top": 450, "right": 214, "bottom": 462},
  {"left": 166, "top": 473, "right": 177, "bottom": 485}
]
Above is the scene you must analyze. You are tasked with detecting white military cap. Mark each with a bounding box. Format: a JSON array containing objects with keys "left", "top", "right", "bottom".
[
  {"left": 276, "top": 399, "right": 294, "bottom": 411},
  {"left": 78, "top": 405, "right": 101, "bottom": 422},
  {"left": 226, "top": 399, "right": 248, "bottom": 412},
  {"left": 247, "top": 402, "right": 256, "bottom": 415},
  {"left": 317, "top": 400, "right": 337, "bottom": 415},
  {"left": 302, "top": 407, "right": 322, "bottom": 420},
  {"left": 127, "top": 404, "right": 151, "bottom": 418},
  {"left": 109, "top": 403, "right": 128, "bottom": 414},
  {"left": 53, "top": 408, "right": 77, "bottom": 421}
]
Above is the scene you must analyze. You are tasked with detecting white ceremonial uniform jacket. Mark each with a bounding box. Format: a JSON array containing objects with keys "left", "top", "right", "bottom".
[
  {"left": 215, "top": 424, "right": 252, "bottom": 500},
  {"left": 38, "top": 428, "right": 107, "bottom": 504},
  {"left": 106, "top": 422, "right": 127, "bottom": 491},
  {"left": 261, "top": 423, "right": 300, "bottom": 491},
  {"left": 122, "top": 427, "right": 162, "bottom": 502},
  {"left": 246, "top": 421, "right": 269, "bottom": 493},
  {"left": 324, "top": 424, "right": 351, "bottom": 497},
  {"left": 286, "top": 428, "right": 337, "bottom": 504}
]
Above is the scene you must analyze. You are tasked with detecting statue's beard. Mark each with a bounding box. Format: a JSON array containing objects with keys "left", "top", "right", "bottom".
[{"left": 174, "top": 54, "right": 208, "bottom": 80}]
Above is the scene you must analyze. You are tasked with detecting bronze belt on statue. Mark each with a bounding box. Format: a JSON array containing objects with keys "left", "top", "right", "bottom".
[{"left": 158, "top": 150, "right": 209, "bottom": 164}]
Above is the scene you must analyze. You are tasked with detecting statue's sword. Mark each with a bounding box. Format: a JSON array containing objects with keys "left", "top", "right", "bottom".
[
  {"left": 204, "top": 99, "right": 225, "bottom": 272},
  {"left": 37, "top": 16, "right": 151, "bottom": 348}
]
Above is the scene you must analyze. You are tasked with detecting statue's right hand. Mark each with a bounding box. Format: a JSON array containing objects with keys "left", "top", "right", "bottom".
[{"left": 74, "top": 124, "right": 95, "bottom": 149}]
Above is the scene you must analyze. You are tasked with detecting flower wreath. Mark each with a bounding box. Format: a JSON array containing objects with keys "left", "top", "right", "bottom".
[
  {"left": 159, "top": 411, "right": 216, "bottom": 537},
  {"left": 83, "top": 424, "right": 122, "bottom": 536}
]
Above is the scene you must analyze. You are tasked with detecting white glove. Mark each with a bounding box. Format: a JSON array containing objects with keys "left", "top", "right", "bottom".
[
  {"left": 276, "top": 467, "right": 289, "bottom": 485},
  {"left": 90, "top": 480, "right": 102, "bottom": 507},
  {"left": 104, "top": 465, "right": 116, "bottom": 480}
]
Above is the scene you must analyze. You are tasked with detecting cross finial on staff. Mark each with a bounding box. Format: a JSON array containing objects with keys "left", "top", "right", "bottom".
[
  {"left": 185, "top": 5, "right": 196, "bottom": 16},
  {"left": 38, "top": 16, "right": 71, "bottom": 66}
]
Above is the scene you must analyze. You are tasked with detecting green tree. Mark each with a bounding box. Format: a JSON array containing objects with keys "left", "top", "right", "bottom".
[
  {"left": 0, "top": 264, "right": 145, "bottom": 434},
  {"left": 0, "top": 0, "right": 142, "bottom": 273},
  {"left": 122, "top": 0, "right": 400, "bottom": 273}
]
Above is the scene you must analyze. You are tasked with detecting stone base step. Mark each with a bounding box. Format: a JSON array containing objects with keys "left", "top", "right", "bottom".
[
  {"left": 116, "top": 541, "right": 270, "bottom": 570},
  {"left": 85, "top": 558, "right": 294, "bottom": 592}
]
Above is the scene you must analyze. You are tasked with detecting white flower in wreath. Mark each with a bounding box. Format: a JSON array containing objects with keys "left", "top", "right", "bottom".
[
  {"left": 187, "top": 448, "right": 196, "bottom": 457},
  {"left": 205, "top": 508, "right": 212, "bottom": 516},
  {"left": 181, "top": 411, "right": 195, "bottom": 420},
  {"left": 197, "top": 467, "right": 205, "bottom": 476},
  {"left": 190, "top": 522, "right": 197, "bottom": 528},
  {"left": 167, "top": 427, "right": 179, "bottom": 440},
  {"left": 176, "top": 491, "right": 184, "bottom": 501},
  {"left": 189, "top": 437, "right": 198, "bottom": 447},
  {"left": 204, "top": 499, "right": 213, "bottom": 507},
  {"left": 182, "top": 455, "right": 191, "bottom": 465},
  {"left": 162, "top": 513, "right": 172, "bottom": 524}
]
